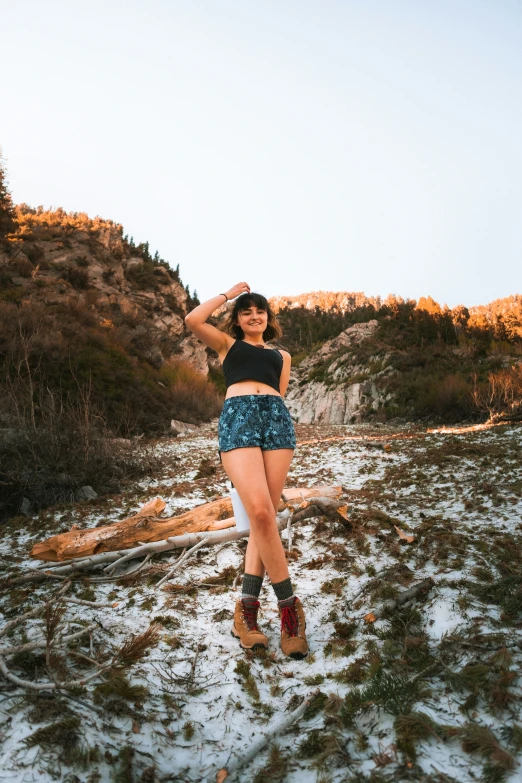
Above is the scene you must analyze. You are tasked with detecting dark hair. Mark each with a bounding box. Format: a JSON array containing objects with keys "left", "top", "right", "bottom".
[{"left": 219, "top": 292, "right": 282, "bottom": 341}]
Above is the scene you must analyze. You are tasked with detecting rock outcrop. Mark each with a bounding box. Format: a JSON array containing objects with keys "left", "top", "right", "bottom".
[{"left": 285, "top": 320, "right": 395, "bottom": 423}]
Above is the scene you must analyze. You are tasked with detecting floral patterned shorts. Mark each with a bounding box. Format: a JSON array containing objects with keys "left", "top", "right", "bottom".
[{"left": 218, "top": 394, "right": 296, "bottom": 455}]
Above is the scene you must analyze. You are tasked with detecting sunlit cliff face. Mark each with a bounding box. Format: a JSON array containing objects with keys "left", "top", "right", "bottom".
[
  {"left": 427, "top": 421, "right": 507, "bottom": 434},
  {"left": 236, "top": 306, "right": 268, "bottom": 341}
]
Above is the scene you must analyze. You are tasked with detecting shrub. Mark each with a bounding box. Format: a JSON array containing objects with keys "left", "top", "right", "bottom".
[
  {"left": 74, "top": 255, "right": 89, "bottom": 267},
  {"left": 65, "top": 266, "right": 89, "bottom": 289},
  {"left": 125, "top": 261, "right": 158, "bottom": 290},
  {"left": 433, "top": 374, "right": 474, "bottom": 419},
  {"left": 0, "top": 301, "right": 220, "bottom": 443},
  {"left": 164, "top": 293, "right": 184, "bottom": 314},
  {"left": 0, "top": 375, "right": 156, "bottom": 520},
  {"left": 208, "top": 365, "right": 226, "bottom": 395},
  {"left": 0, "top": 285, "right": 24, "bottom": 304},
  {"left": 26, "top": 245, "right": 45, "bottom": 264},
  {"left": 472, "top": 365, "right": 522, "bottom": 422},
  {"left": 0, "top": 155, "right": 17, "bottom": 237},
  {"left": 13, "top": 258, "right": 33, "bottom": 278},
  {"left": 159, "top": 359, "right": 222, "bottom": 422}
]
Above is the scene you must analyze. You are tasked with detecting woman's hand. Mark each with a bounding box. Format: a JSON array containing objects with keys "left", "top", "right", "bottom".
[{"left": 226, "top": 282, "right": 251, "bottom": 300}]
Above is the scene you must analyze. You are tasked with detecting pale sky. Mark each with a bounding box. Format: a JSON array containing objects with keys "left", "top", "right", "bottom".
[{"left": 2, "top": 0, "right": 521, "bottom": 308}]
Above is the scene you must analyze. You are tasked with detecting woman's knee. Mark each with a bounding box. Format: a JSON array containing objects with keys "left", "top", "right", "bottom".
[{"left": 248, "top": 502, "right": 274, "bottom": 527}]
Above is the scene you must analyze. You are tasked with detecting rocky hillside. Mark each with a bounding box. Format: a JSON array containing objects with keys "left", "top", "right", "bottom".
[
  {"left": 1, "top": 199, "right": 520, "bottom": 433},
  {"left": 1, "top": 204, "right": 207, "bottom": 371},
  {"left": 276, "top": 296, "right": 522, "bottom": 425},
  {"left": 0, "top": 205, "right": 221, "bottom": 433}
]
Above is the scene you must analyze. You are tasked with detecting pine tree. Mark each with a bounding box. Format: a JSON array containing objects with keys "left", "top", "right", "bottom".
[{"left": 0, "top": 151, "right": 16, "bottom": 237}]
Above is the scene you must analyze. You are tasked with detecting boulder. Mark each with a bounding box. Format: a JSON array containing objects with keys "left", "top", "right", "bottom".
[
  {"left": 19, "top": 497, "right": 32, "bottom": 516},
  {"left": 170, "top": 419, "right": 198, "bottom": 436},
  {"left": 76, "top": 486, "right": 98, "bottom": 501},
  {"left": 286, "top": 379, "right": 381, "bottom": 424}
]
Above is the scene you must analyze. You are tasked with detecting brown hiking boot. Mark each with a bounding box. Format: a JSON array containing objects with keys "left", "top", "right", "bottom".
[
  {"left": 231, "top": 599, "right": 269, "bottom": 650},
  {"left": 279, "top": 596, "right": 308, "bottom": 659}
]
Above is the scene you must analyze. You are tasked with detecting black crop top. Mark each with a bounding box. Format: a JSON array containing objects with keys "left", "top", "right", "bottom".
[{"left": 223, "top": 340, "right": 284, "bottom": 393}]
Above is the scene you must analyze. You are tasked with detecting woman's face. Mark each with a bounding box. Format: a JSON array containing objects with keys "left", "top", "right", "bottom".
[{"left": 236, "top": 305, "right": 268, "bottom": 338}]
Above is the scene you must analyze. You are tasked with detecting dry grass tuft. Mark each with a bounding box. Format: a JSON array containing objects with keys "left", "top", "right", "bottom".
[
  {"left": 452, "top": 723, "right": 515, "bottom": 770},
  {"left": 114, "top": 623, "right": 161, "bottom": 666},
  {"left": 302, "top": 690, "right": 328, "bottom": 720},
  {"left": 93, "top": 674, "right": 148, "bottom": 705},
  {"left": 234, "top": 659, "right": 260, "bottom": 701},
  {"left": 24, "top": 715, "right": 82, "bottom": 764},
  {"left": 252, "top": 745, "right": 288, "bottom": 783}
]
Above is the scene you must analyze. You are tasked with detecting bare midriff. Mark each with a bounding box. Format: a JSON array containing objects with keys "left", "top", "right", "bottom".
[{"left": 225, "top": 380, "right": 281, "bottom": 400}]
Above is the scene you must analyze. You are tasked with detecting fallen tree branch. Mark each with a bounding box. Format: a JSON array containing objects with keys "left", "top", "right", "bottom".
[
  {"left": 0, "top": 581, "right": 72, "bottom": 637},
  {"left": 31, "top": 487, "right": 341, "bottom": 562},
  {"left": 105, "top": 551, "right": 154, "bottom": 578},
  {"left": 349, "top": 568, "right": 395, "bottom": 604},
  {"left": 363, "top": 577, "right": 435, "bottom": 623},
  {"left": 155, "top": 538, "right": 209, "bottom": 589},
  {"left": 7, "top": 495, "right": 345, "bottom": 586},
  {"left": 216, "top": 688, "right": 321, "bottom": 782},
  {"left": 59, "top": 597, "right": 116, "bottom": 608},
  {"left": 0, "top": 622, "right": 98, "bottom": 657},
  {"left": 0, "top": 617, "right": 160, "bottom": 692}
]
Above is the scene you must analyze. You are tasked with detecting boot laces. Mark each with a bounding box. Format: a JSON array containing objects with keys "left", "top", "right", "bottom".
[
  {"left": 281, "top": 602, "right": 299, "bottom": 637},
  {"left": 241, "top": 600, "right": 260, "bottom": 631}
]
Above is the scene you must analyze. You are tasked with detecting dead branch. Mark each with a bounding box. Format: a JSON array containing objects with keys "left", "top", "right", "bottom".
[
  {"left": 350, "top": 568, "right": 394, "bottom": 604},
  {"left": 155, "top": 538, "right": 210, "bottom": 589},
  {"left": 216, "top": 688, "right": 321, "bottom": 782},
  {"left": 0, "top": 650, "right": 114, "bottom": 691},
  {"left": 0, "top": 580, "right": 72, "bottom": 637},
  {"left": 59, "top": 597, "right": 116, "bottom": 608},
  {"left": 0, "top": 576, "right": 160, "bottom": 693},
  {"left": 0, "top": 623, "right": 98, "bottom": 657},
  {"left": 363, "top": 577, "right": 435, "bottom": 622},
  {"left": 0, "top": 621, "right": 160, "bottom": 692}
]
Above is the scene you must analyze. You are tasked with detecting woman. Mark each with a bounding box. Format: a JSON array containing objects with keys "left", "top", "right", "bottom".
[{"left": 184, "top": 282, "right": 308, "bottom": 659}]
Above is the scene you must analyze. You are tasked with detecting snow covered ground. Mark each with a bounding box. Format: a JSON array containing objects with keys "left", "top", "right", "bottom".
[{"left": 1, "top": 421, "right": 522, "bottom": 783}]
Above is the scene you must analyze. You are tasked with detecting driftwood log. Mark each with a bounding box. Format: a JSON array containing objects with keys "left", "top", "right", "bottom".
[
  {"left": 7, "top": 491, "right": 346, "bottom": 587},
  {"left": 31, "top": 486, "right": 342, "bottom": 562}
]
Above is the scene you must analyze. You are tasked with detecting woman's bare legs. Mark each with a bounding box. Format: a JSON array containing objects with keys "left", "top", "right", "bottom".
[
  {"left": 221, "top": 447, "right": 294, "bottom": 584},
  {"left": 243, "top": 448, "right": 294, "bottom": 576},
  {"left": 225, "top": 446, "right": 308, "bottom": 658}
]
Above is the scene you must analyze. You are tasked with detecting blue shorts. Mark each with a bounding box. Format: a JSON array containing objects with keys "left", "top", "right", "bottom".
[{"left": 218, "top": 395, "right": 296, "bottom": 455}]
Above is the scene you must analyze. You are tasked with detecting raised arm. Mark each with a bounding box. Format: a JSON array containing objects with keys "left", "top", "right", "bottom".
[{"left": 184, "top": 282, "right": 250, "bottom": 354}]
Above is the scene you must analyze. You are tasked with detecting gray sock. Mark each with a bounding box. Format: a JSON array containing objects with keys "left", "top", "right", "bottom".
[
  {"left": 272, "top": 577, "right": 294, "bottom": 602},
  {"left": 242, "top": 573, "right": 263, "bottom": 600}
]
